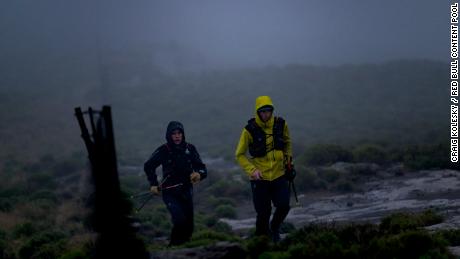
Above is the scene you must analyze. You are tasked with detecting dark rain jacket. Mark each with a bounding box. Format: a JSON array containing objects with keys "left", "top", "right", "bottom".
[{"left": 144, "top": 121, "right": 207, "bottom": 188}]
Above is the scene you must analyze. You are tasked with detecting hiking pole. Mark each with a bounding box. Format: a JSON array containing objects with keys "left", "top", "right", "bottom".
[
  {"left": 133, "top": 176, "right": 170, "bottom": 199},
  {"left": 290, "top": 180, "right": 300, "bottom": 207},
  {"left": 133, "top": 175, "right": 173, "bottom": 213},
  {"left": 134, "top": 183, "right": 184, "bottom": 213},
  {"left": 160, "top": 183, "right": 183, "bottom": 190},
  {"left": 130, "top": 191, "right": 152, "bottom": 199},
  {"left": 285, "top": 155, "right": 300, "bottom": 207},
  {"left": 135, "top": 193, "right": 154, "bottom": 213}
]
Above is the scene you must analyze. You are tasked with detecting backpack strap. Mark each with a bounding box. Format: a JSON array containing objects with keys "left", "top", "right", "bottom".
[
  {"left": 273, "top": 116, "right": 285, "bottom": 150},
  {"left": 245, "top": 118, "right": 267, "bottom": 157}
]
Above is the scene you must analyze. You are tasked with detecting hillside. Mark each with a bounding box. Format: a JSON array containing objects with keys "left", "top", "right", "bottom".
[
  {"left": 0, "top": 59, "right": 448, "bottom": 165},
  {"left": 0, "top": 58, "right": 454, "bottom": 258}
]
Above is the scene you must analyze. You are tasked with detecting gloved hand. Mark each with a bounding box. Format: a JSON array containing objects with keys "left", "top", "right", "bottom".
[
  {"left": 285, "top": 168, "right": 296, "bottom": 181},
  {"left": 190, "top": 172, "right": 201, "bottom": 184},
  {"left": 250, "top": 169, "right": 263, "bottom": 180},
  {"left": 150, "top": 186, "right": 160, "bottom": 195}
]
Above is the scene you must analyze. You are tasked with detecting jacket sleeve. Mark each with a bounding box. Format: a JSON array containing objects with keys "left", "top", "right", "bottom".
[
  {"left": 283, "top": 121, "right": 293, "bottom": 162},
  {"left": 189, "top": 144, "right": 207, "bottom": 180},
  {"left": 235, "top": 128, "right": 257, "bottom": 176},
  {"left": 144, "top": 146, "right": 163, "bottom": 186}
]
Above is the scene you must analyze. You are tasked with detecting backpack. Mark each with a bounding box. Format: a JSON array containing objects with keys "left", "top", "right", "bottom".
[{"left": 245, "top": 116, "right": 285, "bottom": 157}]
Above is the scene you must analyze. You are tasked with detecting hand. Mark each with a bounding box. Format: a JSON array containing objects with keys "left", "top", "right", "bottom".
[
  {"left": 250, "top": 169, "right": 263, "bottom": 180},
  {"left": 190, "top": 172, "right": 201, "bottom": 184},
  {"left": 150, "top": 186, "right": 160, "bottom": 195}
]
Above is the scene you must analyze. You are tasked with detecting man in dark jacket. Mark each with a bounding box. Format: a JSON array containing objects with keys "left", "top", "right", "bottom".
[{"left": 144, "top": 121, "right": 207, "bottom": 246}]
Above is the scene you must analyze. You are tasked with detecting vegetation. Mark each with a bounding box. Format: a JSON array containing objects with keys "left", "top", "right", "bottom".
[
  {"left": 0, "top": 59, "right": 454, "bottom": 257},
  {"left": 248, "top": 210, "right": 454, "bottom": 259},
  {"left": 297, "top": 141, "right": 452, "bottom": 170},
  {"left": 0, "top": 59, "right": 448, "bottom": 164},
  {"left": 299, "top": 144, "right": 353, "bottom": 166}
]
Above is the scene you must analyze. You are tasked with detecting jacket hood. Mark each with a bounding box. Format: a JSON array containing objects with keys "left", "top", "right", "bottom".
[
  {"left": 254, "top": 96, "right": 275, "bottom": 128},
  {"left": 165, "top": 121, "right": 186, "bottom": 146}
]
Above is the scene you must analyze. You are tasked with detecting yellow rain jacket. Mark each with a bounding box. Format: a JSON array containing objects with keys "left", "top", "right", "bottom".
[{"left": 235, "top": 96, "right": 292, "bottom": 181}]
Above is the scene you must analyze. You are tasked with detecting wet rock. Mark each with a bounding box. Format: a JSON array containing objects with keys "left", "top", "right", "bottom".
[
  {"left": 226, "top": 169, "right": 460, "bottom": 232},
  {"left": 151, "top": 241, "right": 246, "bottom": 259},
  {"left": 448, "top": 246, "right": 460, "bottom": 257},
  {"left": 408, "top": 189, "right": 425, "bottom": 199},
  {"left": 425, "top": 215, "right": 460, "bottom": 231},
  {"left": 329, "top": 162, "right": 353, "bottom": 173},
  {"left": 385, "top": 163, "right": 405, "bottom": 176}
]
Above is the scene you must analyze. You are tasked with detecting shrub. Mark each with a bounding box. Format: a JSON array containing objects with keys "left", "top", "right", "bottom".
[
  {"left": 199, "top": 213, "right": 232, "bottom": 234},
  {"left": 18, "top": 231, "right": 67, "bottom": 259},
  {"left": 203, "top": 215, "right": 218, "bottom": 227},
  {"left": 0, "top": 229, "right": 7, "bottom": 258},
  {"left": 137, "top": 204, "right": 171, "bottom": 237},
  {"left": 13, "top": 222, "right": 37, "bottom": 238},
  {"left": 300, "top": 144, "right": 353, "bottom": 166},
  {"left": 183, "top": 230, "right": 241, "bottom": 248},
  {"left": 294, "top": 167, "right": 326, "bottom": 192},
  {"left": 418, "top": 209, "right": 444, "bottom": 226},
  {"left": 259, "top": 251, "right": 289, "bottom": 259},
  {"left": 212, "top": 221, "right": 233, "bottom": 233},
  {"left": 379, "top": 210, "right": 443, "bottom": 235},
  {"left": 27, "top": 173, "right": 57, "bottom": 191},
  {"left": 369, "top": 230, "right": 449, "bottom": 259},
  {"left": 352, "top": 144, "right": 388, "bottom": 165},
  {"left": 0, "top": 198, "right": 13, "bottom": 212},
  {"left": 436, "top": 229, "right": 460, "bottom": 246},
  {"left": 402, "top": 142, "right": 451, "bottom": 170},
  {"left": 276, "top": 213, "right": 452, "bottom": 259},
  {"left": 317, "top": 168, "right": 341, "bottom": 183},
  {"left": 206, "top": 179, "right": 250, "bottom": 199},
  {"left": 52, "top": 159, "right": 82, "bottom": 177},
  {"left": 58, "top": 249, "right": 89, "bottom": 259},
  {"left": 245, "top": 235, "right": 271, "bottom": 259},
  {"left": 215, "top": 204, "right": 237, "bottom": 219},
  {"left": 207, "top": 196, "right": 236, "bottom": 207},
  {"left": 29, "top": 190, "right": 58, "bottom": 203}
]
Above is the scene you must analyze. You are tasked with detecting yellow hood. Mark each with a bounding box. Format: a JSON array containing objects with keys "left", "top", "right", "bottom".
[
  {"left": 254, "top": 95, "right": 275, "bottom": 128},
  {"left": 235, "top": 95, "right": 293, "bottom": 181}
]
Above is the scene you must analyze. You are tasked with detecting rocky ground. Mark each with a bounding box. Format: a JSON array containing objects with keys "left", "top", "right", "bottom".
[
  {"left": 220, "top": 164, "right": 460, "bottom": 257},
  {"left": 129, "top": 160, "right": 460, "bottom": 258},
  {"left": 222, "top": 167, "right": 460, "bottom": 230}
]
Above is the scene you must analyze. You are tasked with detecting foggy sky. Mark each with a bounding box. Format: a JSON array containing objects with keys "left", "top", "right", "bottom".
[{"left": 0, "top": 0, "right": 450, "bottom": 70}]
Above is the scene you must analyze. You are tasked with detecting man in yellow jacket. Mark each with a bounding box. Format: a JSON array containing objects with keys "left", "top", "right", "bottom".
[{"left": 235, "top": 95, "right": 295, "bottom": 242}]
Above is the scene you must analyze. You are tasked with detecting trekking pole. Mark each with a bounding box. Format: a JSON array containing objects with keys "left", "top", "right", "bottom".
[
  {"left": 130, "top": 191, "right": 151, "bottom": 199},
  {"left": 160, "top": 183, "right": 183, "bottom": 190},
  {"left": 135, "top": 193, "right": 154, "bottom": 213},
  {"left": 133, "top": 175, "right": 172, "bottom": 213},
  {"left": 290, "top": 180, "right": 300, "bottom": 207},
  {"left": 285, "top": 155, "right": 300, "bottom": 207},
  {"left": 134, "top": 183, "right": 184, "bottom": 213}
]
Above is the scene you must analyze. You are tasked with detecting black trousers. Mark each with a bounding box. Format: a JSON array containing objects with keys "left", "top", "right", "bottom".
[
  {"left": 251, "top": 176, "right": 291, "bottom": 236},
  {"left": 162, "top": 186, "right": 194, "bottom": 246}
]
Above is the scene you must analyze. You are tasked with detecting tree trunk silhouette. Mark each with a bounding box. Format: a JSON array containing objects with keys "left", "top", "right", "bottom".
[{"left": 75, "top": 106, "right": 148, "bottom": 259}]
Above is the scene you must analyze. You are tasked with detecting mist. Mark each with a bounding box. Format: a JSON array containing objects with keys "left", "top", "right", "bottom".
[
  {"left": 0, "top": 2, "right": 457, "bottom": 257},
  {"left": 0, "top": 0, "right": 449, "bottom": 73}
]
